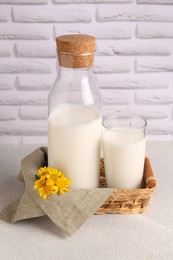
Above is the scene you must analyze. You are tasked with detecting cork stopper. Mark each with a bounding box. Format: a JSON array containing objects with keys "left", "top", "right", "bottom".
[{"left": 56, "top": 34, "right": 96, "bottom": 68}]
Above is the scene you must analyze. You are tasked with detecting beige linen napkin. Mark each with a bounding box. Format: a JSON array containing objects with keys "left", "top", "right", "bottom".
[{"left": 0, "top": 147, "right": 113, "bottom": 236}]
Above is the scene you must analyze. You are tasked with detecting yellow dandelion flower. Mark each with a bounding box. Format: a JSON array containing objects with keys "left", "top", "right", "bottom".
[
  {"left": 55, "top": 174, "right": 71, "bottom": 195},
  {"left": 34, "top": 166, "right": 71, "bottom": 199},
  {"left": 38, "top": 185, "right": 51, "bottom": 200},
  {"left": 51, "top": 185, "right": 59, "bottom": 194},
  {"left": 34, "top": 178, "right": 46, "bottom": 190}
]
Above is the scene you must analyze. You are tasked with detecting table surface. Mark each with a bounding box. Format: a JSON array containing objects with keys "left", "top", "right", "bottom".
[{"left": 0, "top": 142, "right": 173, "bottom": 260}]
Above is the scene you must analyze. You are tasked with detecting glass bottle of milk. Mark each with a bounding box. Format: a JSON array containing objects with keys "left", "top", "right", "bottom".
[{"left": 48, "top": 34, "right": 102, "bottom": 189}]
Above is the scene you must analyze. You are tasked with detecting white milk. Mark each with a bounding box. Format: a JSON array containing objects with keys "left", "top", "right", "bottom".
[
  {"left": 48, "top": 105, "right": 102, "bottom": 189},
  {"left": 102, "top": 127, "right": 146, "bottom": 190}
]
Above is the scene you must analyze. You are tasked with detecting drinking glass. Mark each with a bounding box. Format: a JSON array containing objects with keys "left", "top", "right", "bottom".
[{"left": 102, "top": 115, "right": 147, "bottom": 189}]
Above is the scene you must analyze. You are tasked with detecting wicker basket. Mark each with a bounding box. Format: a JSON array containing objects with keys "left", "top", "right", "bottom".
[{"left": 95, "top": 157, "right": 156, "bottom": 214}]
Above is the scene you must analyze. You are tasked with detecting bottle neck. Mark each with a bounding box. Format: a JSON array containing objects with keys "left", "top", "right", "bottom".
[{"left": 59, "top": 66, "right": 92, "bottom": 81}]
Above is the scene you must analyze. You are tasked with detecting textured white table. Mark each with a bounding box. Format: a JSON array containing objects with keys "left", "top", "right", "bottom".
[{"left": 0, "top": 143, "right": 173, "bottom": 260}]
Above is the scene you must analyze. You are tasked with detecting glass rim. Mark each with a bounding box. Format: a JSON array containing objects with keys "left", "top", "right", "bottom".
[{"left": 102, "top": 114, "right": 147, "bottom": 132}]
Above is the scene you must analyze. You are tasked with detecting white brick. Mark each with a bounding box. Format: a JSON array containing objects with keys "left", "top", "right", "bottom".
[
  {"left": 94, "top": 57, "right": 131, "bottom": 73},
  {"left": 55, "top": 23, "right": 133, "bottom": 40},
  {"left": 15, "top": 42, "right": 56, "bottom": 58},
  {"left": 97, "top": 40, "right": 170, "bottom": 56},
  {"left": 0, "top": 43, "right": 12, "bottom": 57},
  {"left": 136, "top": 89, "right": 173, "bottom": 104},
  {"left": 0, "top": 136, "right": 21, "bottom": 145},
  {"left": 13, "top": 6, "right": 92, "bottom": 23},
  {"left": 147, "top": 120, "right": 172, "bottom": 135},
  {"left": 16, "top": 75, "right": 53, "bottom": 90},
  {"left": 98, "top": 5, "right": 173, "bottom": 22},
  {"left": 0, "top": 91, "right": 48, "bottom": 105},
  {"left": 0, "top": 75, "right": 16, "bottom": 90},
  {"left": 138, "top": 0, "right": 173, "bottom": 4},
  {"left": 147, "top": 135, "right": 170, "bottom": 141},
  {"left": 0, "top": 59, "right": 52, "bottom": 74},
  {"left": 148, "top": 127, "right": 171, "bottom": 135},
  {"left": 0, "top": 107, "right": 18, "bottom": 120},
  {"left": 97, "top": 74, "right": 170, "bottom": 89},
  {"left": 136, "top": 58, "right": 173, "bottom": 72},
  {"left": 0, "top": 120, "right": 47, "bottom": 136},
  {"left": 22, "top": 136, "right": 47, "bottom": 145},
  {"left": 0, "top": 7, "right": 9, "bottom": 22},
  {"left": 137, "top": 23, "right": 173, "bottom": 39},
  {"left": 0, "top": 24, "right": 50, "bottom": 40},
  {"left": 102, "top": 89, "right": 133, "bottom": 105},
  {"left": 20, "top": 106, "right": 47, "bottom": 120},
  {"left": 54, "top": 0, "right": 132, "bottom": 2},
  {"left": 0, "top": 0, "right": 48, "bottom": 3},
  {"left": 103, "top": 105, "right": 168, "bottom": 119}
]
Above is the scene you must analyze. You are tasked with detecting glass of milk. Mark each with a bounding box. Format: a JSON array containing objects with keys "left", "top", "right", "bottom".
[{"left": 102, "top": 115, "right": 147, "bottom": 190}]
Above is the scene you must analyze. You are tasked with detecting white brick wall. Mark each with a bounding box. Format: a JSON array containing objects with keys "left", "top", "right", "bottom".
[{"left": 0, "top": 0, "right": 173, "bottom": 144}]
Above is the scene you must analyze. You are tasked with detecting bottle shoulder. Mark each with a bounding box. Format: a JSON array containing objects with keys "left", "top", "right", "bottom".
[{"left": 48, "top": 71, "right": 101, "bottom": 114}]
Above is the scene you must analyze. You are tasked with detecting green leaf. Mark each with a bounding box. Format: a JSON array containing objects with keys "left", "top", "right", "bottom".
[{"left": 35, "top": 174, "right": 40, "bottom": 180}]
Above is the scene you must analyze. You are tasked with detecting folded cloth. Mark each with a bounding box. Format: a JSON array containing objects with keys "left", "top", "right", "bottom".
[{"left": 0, "top": 147, "right": 114, "bottom": 236}]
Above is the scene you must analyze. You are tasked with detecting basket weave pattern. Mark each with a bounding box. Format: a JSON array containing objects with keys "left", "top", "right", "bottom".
[{"left": 95, "top": 158, "right": 156, "bottom": 214}]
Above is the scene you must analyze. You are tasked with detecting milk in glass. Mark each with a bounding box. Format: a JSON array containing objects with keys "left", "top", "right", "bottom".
[{"left": 103, "top": 127, "right": 146, "bottom": 190}]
